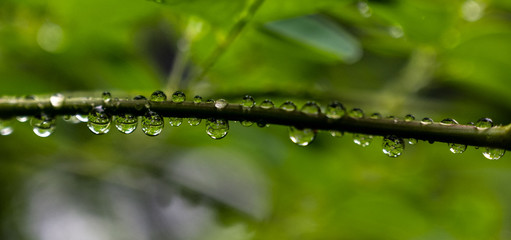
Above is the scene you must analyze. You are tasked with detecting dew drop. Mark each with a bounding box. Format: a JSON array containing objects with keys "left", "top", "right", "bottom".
[
  {"left": 169, "top": 118, "right": 183, "bottom": 127},
  {"left": 382, "top": 135, "right": 405, "bottom": 158},
  {"left": 482, "top": 148, "right": 505, "bottom": 160},
  {"left": 102, "top": 91, "right": 112, "bottom": 104},
  {"left": 142, "top": 111, "right": 164, "bottom": 136},
  {"left": 476, "top": 118, "right": 493, "bottom": 130},
  {"left": 193, "top": 95, "right": 202, "bottom": 104},
  {"left": 87, "top": 106, "right": 111, "bottom": 135},
  {"left": 241, "top": 120, "right": 253, "bottom": 127},
  {"left": 330, "top": 131, "right": 343, "bottom": 137},
  {"left": 205, "top": 119, "right": 229, "bottom": 139},
  {"left": 353, "top": 134, "right": 372, "bottom": 147},
  {"left": 0, "top": 119, "right": 14, "bottom": 136},
  {"left": 404, "top": 114, "right": 415, "bottom": 122},
  {"left": 16, "top": 116, "right": 29, "bottom": 122},
  {"left": 133, "top": 95, "right": 147, "bottom": 111},
  {"left": 440, "top": 118, "right": 458, "bottom": 125},
  {"left": 50, "top": 93, "right": 65, "bottom": 108},
  {"left": 420, "top": 117, "right": 433, "bottom": 125},
  {"left": 171, "top": 91, "right": 186, "bottom": 103},
  {"left": 280, "top": 101, "right": 297, "bottom": 112},
  {"left": 31, "top": 115, "right": 56, "bottom": 137},
  {"left": 206, "top": 99, "right": 215, "bottom": 104},
  {"left": 257, "top": 121, "right": 268, "bottom": 128},
  {"left": 407, "top": 138, "right": 418, "bottom": 145},
  {"left": 259, "top": 99, "right": 274, "bottom": 109},
  {"left": 115, "top": 114, "right": 138, "bottom": 134},
  {"left": 449, "top": 143, "right": 467, "bottom": 154},
  {"left": 325, "top": 102, "right": 345, "bottom": 119},
  {"left": 63, "top": 115, "right": 81, "bottom": 124},
  {"left": 150, "top": 90, "right": 167, "bottom": 102},
  {"left": 289, "top": 127, "right": 316, "bottom": 146},
  {"left": 349, "top": 108, "right": 364, "bottom": 118},
  {"left": 215, "top": 99, "right": 228, "bottom": 109},
  {"left": 370, "top": 113, "right": 382, "bottom": 119},
  {"left": 242, "top": 95, "right": 255, "bottom": 109},
  {"left": 301, "top": 101, "right": 321, "bottom": 115},
  {"left": 188, "top": 118, "right": 201, "bottom": 126}
]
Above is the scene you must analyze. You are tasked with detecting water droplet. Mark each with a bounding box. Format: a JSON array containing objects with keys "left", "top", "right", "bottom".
[
  {"left": 289, "top": 127, "right": 316, "bottom": 146},
  {"left": 482, "top": 148, "right": 505, "bottom": 160},
  {"left": 449, "top": 143, "right": 467, "bottom": 154},
  {"left": 386, "top": 115, "right": 398, "bottom": 123},
  {"left": 404, "top": 114, "right": 415, "bottom": 122},
  {"left": 382, "top": 135, "right": 405, "bottom": 158},
  {"left": 205, "top": 119, "right": 229, "bottom": 139},
  {"left": 370, "top": 113, "right": 382, "bottom": 119},
  {"left": 349, "top": 108, "right": 364, "bottom": 118},
  {"left": 257, "top": 121, "right": 269, "bottom": 128},
  {"left": 476, "top": 118, "right": 493, "bottom": 130},
  {"left": 242, "top": 95, "right": 255, "bottom": 109},
  {"left": 102, "top": 91, "right": 112, "bottom": 104},
  {"left": 259, "top": 99, "right": 274, "bottom": 109},
  {"left": 407, "top": 138, "right": 418, "bottom": 145},
  {"left": 353, "top": 134, "right": 372, "bottom": 147},
  {"left": 241, "top": 120, "right": 253, "bottom": 127},
  {"left": 0, "top": 119, "right": 14, "bottom": 136},
  {"left": 134, "top": 95, "right": 147, "bottom": 100},
  {"left": 133, "top": 95, "right": 147, "bottom": 111},
  {"left": 188, "top": 118, "right": 201, "bottom": 126},
  {"left": 50, "top": 93, "right": 65, "bottom": 108},
  {"left": 16, "top": 116, "right": 28, "bottom": 122},
  {"left": 330, "top": 130, "right": 343, "bottom": 137},
  {"left": 206, "top": 99, "right": 214, "bottom": 104},
  {"left": 115, "top": 114, "right": 138, "bottom": 134},
  {"left": 440, "top": 118, "right": 458, "bottom": 125},
  {"left": 215, "top": 99, "right": 228, "bottom": 109},
  {"left": 63, "top": 115, "right": 81, "bottom": 124},
  {"left": 76, "top": 114, "right": 88, "bottom": 122},
  {"left": 169, "top": 118, "right": 183, "bottom": 127},
  {"left": 325, "top": 102, "right": 345, "bottom": 119},
  {"left": 280, "top": 101, "right": 297, "bottom": 112},
  {"left": 31, "top": 115, "right": 56, "bottom": 137},
  {"left": 421, "top": 117, "right": 433, "bottom": 125},
  {"left": 193, "top": 95, "right": 202, "bottom": 104},
  {"left": 142, "top": 111, "right": 164, "bottom": 136},
  {"left": 301, "top": 101, "right": 320, "bottom": 115},
  {"left": 171, "top": 91, "right": 186, "bottom": 103},
  {"left": 150, "top": 90, "right": 167, "bottom": 102},
  {"left": 87, "top": 106, "right": 111, "bottom": 135}
]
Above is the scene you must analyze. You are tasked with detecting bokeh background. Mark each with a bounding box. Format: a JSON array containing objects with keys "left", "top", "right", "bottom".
[{"left": 2, "top": 0, "right": 511, "bottom": 239}]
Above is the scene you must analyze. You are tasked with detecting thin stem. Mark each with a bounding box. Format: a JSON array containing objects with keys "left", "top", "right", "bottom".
[{"left": 1, "top": 97, "right": 510, "bottom": 150}]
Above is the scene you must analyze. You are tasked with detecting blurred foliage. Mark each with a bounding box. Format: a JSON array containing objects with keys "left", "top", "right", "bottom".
[{"left": 1, "top": 0, "right": 511, "bottom": 239}]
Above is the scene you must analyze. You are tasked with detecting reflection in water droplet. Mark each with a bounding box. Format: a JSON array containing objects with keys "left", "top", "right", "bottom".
[
  {"left": 172, "top": 91, "right": 186, "bottom": 103},
  {"left": 0, "top": 120, "right": 14, "bottom": 136},
  {"left": 188, "top": 118, "right": 201, "bottom": 126},
  {"left": 280, "top": 101, "right": 297, "bottom": 112},
  {"left": 242, "top": 95, "right": 255, "bottom": 109},
  {"left": 370, "top": 113, "right": 382, "bottom": 119},
  {"left": 16, "top": 116, "right": 29, "bottom": 122},
  {"left": 260, "top": 99, "right": 274, "bottom": 109},
  {"left": 241, "top": 120, "right": 253, "bottom": 127},
  {"left": 349, "top": 108, "right": 364, "bottom": 118},
  {"left": 142, "top": 111, "right": 164, "bottom": 136},
  {"left": 31, "top": 115, "right": 56, "bottom": 137},
  {"left": 50, "top": 93, "right": 65, "bottom": 108},
  {"left": 301, "top": 102, "right": 320, "bottom": 115},
  {"left": 289, "top": 127, "right": 316, "bottom": 146},
  {"left": 421, "top": 117, "right": 433, "bottom": 125},
  {"left": 325, "top": 102, "right": 345, "bottom": 119},
  {"left": 76, "top": 114, "right": 88, "bottom": 122},
  {"left": 440, "top": 118, "right": 458, "bottom": 125},
  {"left": 87, "top": 106, "right": 111, "bottom": 135},
  {"left": 407, "top": 138, "right": 418, "bottom": 145},
  {"left": 206, "top": 119, "right": 229, "bottom": 139},
  {"left": 483, "top": 148, "right": 505, "bottom": 160},
  {"left": 215, "top": 99, "right": 228, "bottom": 109},
  {"left": 353, "top": 134, "right": 372, "bottom": 147},
  {"left": 193, "top": 95, "right": 202, "bottom": 104},
  {"left": 382, "top": 135, "right": 405, "bottom": 157},
  {"left": 357, "top": 1, "right": 372, "bottom": 18},
  {"left": 476, "top": 118, "right": 493, "bottom": 130},
  {"left": 115, "top": 114, "right": 138, "bottom": 134},
  {"left": 150, "top": 90, "right": 167, "bottom": 102},
  {"left": 449, "top": 143, "right": 467, "bottom": 154},
  {"left": 169, "top": 118, "right": 182, "bottom": 127},
  {"left": 102, "top": 91, "right": 112, "bottom": 104},
  {"left": 404, "top": 114, "right": 415, "bottom": 122}
]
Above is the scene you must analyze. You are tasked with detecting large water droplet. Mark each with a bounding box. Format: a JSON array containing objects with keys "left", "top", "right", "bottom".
[
  {"left": 301, "top": 101, "right": 320, "bottom": 115},
  {"left": 280, "top": 101, "right": 297, "bottom": 112},
  {"left": 382, "top": 135, "right": 405, "bottom": 157},
  {"left": 289, "top": 127, "right": 316, "bottom": 146},
  {"left": 50, "top": 93, "right": 65, "bottom": 108},
  {"left": 421, "top": 117, "right": 433, "bottom": 125},
  {"left": 404, "top": 114, "right": 415, "bottom": 122},
  {"left": 171, "top": 91, "right": 186, "bottom": 103},
  {"left": 193, "top": 95, "right": 202, "bottom": 104},
  {"left": 188, "top": 118, "right": 201, "bottom": 126},
  {"left": 31, "top": 115, "right": 56, "bottom": 137},
  {"left": 242, "top": 95, "right": 255, "bottom": 109},
  {"left": 142, "top": 111, "right": 164, "bottom": 136},
  {"left": 169, "top": 118, "right": 183, "bottom": 127},
  {"left": 215, "top": 99, "right": 228, "bottom": 109},
  {"left": 102, "top": 91, "right": 112, "bottom": 104},
  {"left": 259, "top": 99, "right": 274, "bottom": 109},
  {"left": 440, "top": 118, "right": 458, "bottom": 125},
  {"left": 205, "top": 119, "right": 229, "bottom": 139},
  {"left": 0, "top": 119, "right": 14, "bottom": 136},
  {"left": 326, "top": 102, "right": 345, "bottom": 119},
  {"left": 353, "top": 134, "right": 372, "bottom": 147},
  {"left": 449, "top": 143, "right": 467, "bottom": 154},
  {"left": 482, "top": 148, "right": 505, "bottom": 160},
  {"left": 150, "top": 90, "right": 167, "bottom": 102},
  {"left": 87, "top": 106, "right": 111, "bottom": 135},
  {"left": 476, "top": 118, "right": 493, "bottom": 130},
  {"left": 349, "top": 108, "right": 364, "bottom": 118},
  {"left": 115, "top": 114, "right": 138, "bottom": 134}
]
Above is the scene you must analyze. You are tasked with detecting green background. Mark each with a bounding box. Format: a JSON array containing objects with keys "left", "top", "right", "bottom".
[{"left": 1, "top": 0, "right": 511, "bottom": 239}]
